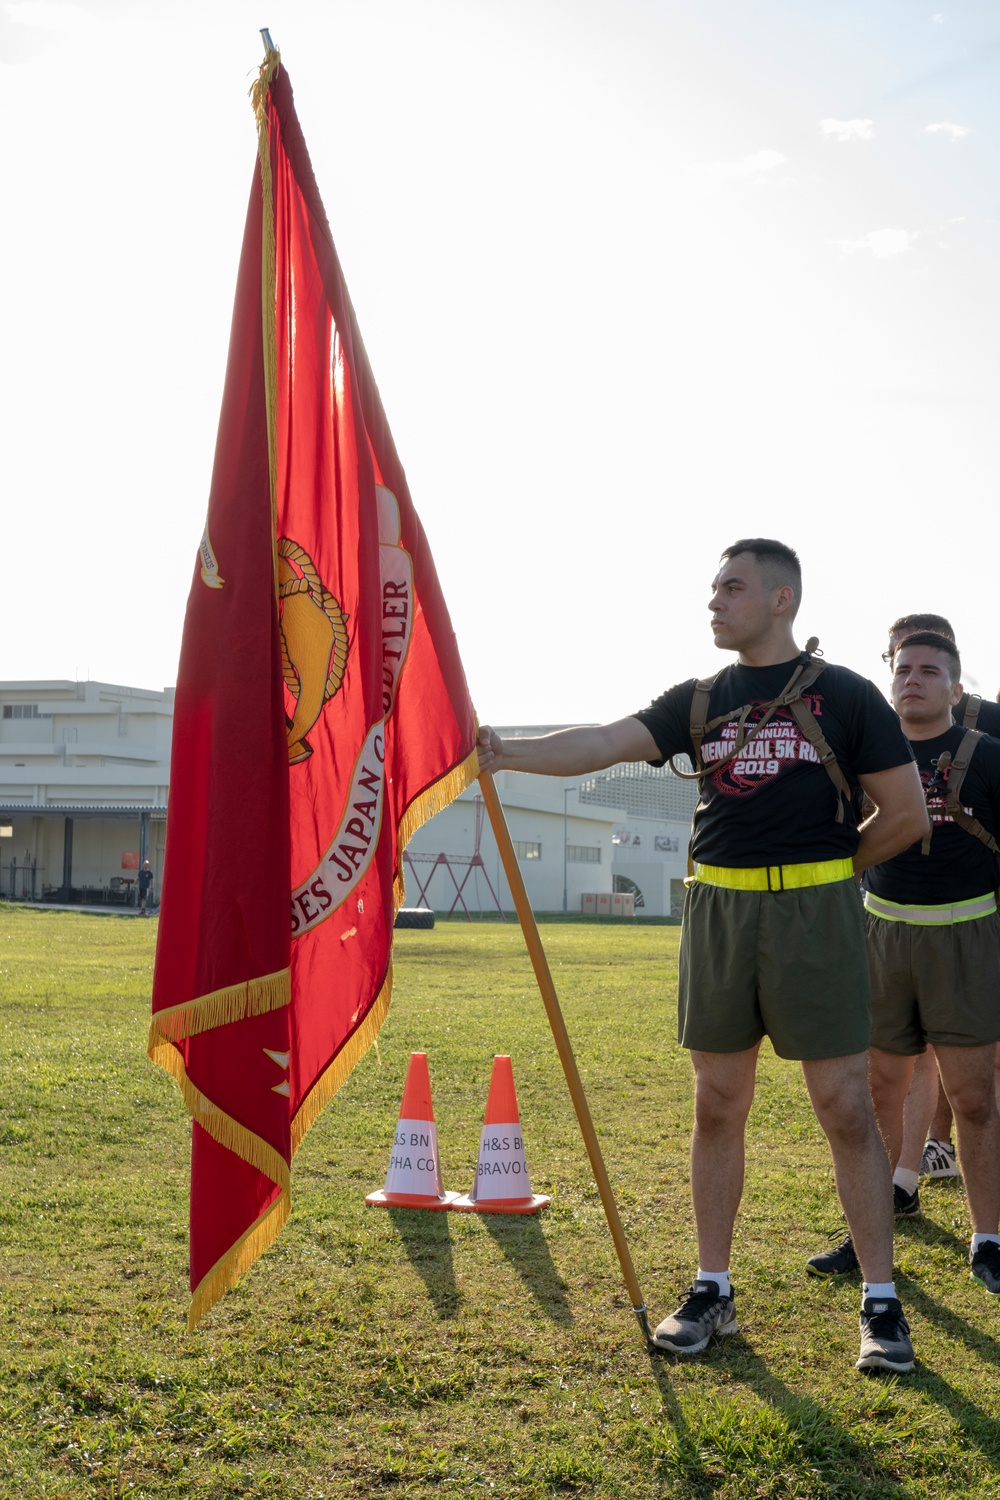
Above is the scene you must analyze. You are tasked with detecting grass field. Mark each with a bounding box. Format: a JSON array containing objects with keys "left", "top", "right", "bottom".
[{"left": 2, "top": 904, "right": 1000, "bottom": 1498}]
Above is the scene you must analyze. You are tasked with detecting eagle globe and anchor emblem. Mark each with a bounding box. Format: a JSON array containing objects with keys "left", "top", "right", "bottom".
[
  {"left": 276, "top": 538, "right": 349, "bottom": 764},
  {"left": 279, "top": 494, "right": 415, "bottom": 937},
  {"left": 197, "top": 492, "right": 416, "bottom": 936}
]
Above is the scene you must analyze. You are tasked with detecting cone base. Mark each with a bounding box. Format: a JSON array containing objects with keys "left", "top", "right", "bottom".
[
  {"left": 450, "top": 1193, "right": 550, "bottom": 1215},
  {"left": 365, "top": 1189, "right": 458, "bottom": 1211}
]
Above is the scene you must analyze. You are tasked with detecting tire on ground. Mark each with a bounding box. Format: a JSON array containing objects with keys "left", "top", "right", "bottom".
[{"left": 394, "top": 908, "right": 435, "bottom": 930}]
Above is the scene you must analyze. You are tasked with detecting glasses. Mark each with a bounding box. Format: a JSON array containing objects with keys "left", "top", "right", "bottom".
[{"left": 881, "top": 650, "right": 892, "bottom": 663}]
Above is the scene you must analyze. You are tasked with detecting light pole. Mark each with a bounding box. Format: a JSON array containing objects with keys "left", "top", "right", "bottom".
[{"left": 562, "top": 784, "right": 577, "bottom": 913}]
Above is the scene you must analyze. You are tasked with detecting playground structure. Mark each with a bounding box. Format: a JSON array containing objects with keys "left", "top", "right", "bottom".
[{"left": 402, "top": 796, "right": 506, "bottom": 920}]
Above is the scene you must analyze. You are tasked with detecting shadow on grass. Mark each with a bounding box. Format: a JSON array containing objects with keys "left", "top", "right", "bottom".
[
  {"left": 643, "top": 1355, "right": 717, "bottom": 1496},
  {"left": 906, "top": 1365, "right": 1000, "bottom": 1469},
  {"left": 478, "top": 1210, "right": 573, "bottom": 1326},
  {"left": 901, "top": 1274, "right": 1000, "bottom": 1376},
  {"left": 387, "top": 1207, "right": 460, "bottom": 1319},
  {"left": 646, "top": 1338, "right": 913, "bottom": 1498},
  {"left": 732, "top": 1343, "right": 913, "bottom": 1497},
  {"left": 383, "top": 1206, "right": 573, "bottom": 1327},
  {"left": 895, "top": 1212, "right": 969, "bottom": 1258}
]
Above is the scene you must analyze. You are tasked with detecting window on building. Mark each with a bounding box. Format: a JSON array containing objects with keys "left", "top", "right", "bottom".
[
  {"left": 513, "top": 840, "right": 541, "bottom": 860},
  {"left": 567, "top": 845, "right": 601, "bottom": 864},
  {"left": 3, "top": 704, "right": 41, "bottom": 720}
]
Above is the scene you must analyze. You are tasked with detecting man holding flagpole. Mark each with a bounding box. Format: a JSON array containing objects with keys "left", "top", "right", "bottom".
[{"left": 478, "top": 538, "right": 928, "bottom": 1372}]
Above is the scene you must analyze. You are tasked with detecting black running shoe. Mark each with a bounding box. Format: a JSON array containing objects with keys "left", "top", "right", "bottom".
[
  {"left": 970, "top": 1240, "right": 1000, "bottom": 1294},
  {"left": 806, "top": 1231, "right": 859, "bottom": 1277},
  {"left": 651, "top": 1281, "right": 737, "bottom": 1354},
  {"left": 857, "top": 1297, "right": 914, "bottom": 1373},
  {"left": 893, "top": 1183, "right": 921, "bottom": 1217}
]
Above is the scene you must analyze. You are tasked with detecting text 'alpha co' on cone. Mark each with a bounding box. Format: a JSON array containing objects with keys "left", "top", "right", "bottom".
[
  {"left": 365, "top": 1051, "right": 458, "bottom": 1210},
  {"left": 452, "top": 1054, "right": 550, "bottom": 1215}
]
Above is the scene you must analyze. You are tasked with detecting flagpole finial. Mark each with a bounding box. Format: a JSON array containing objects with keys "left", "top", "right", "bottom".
[{"left": 261, "top": 28, "right": 277, "bottom": 55}]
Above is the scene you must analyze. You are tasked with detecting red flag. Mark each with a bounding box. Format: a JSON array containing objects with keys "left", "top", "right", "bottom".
[{"left": 148, "top": 52, "right": 477, "bottom": 1328}]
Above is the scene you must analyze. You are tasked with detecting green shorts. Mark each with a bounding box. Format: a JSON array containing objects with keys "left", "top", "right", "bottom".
[
  {"left": 866, "top": 909, "right": 1000, "bottom": 1054},
  {"left": 677, "top": 878, "right": 871, "bottom": 1060}
]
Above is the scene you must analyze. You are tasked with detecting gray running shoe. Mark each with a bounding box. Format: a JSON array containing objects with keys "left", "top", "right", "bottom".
[
  {"left": 652, "top": 1281, "right": 737, "bottom": 1354},
  {"left": 893, "top": 1183, "right": 921, "bottom": 1217},
  {"left": 970, "top": 1241, "right": 1000, "bottom": 1294},
  {"left": 921, "top": 1137, "right": 960, "bottom": 1179},
  {"left": 857, "top": 1297, "right": 914, "bottom": 1373},
  {"left": 806, "top": 1231, "right": 859, "bottom": 1277}
]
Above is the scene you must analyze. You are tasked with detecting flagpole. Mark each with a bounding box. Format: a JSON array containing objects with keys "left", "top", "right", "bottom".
[{"left": 477, "top": 770, "right": 655, "bottom": 1347}]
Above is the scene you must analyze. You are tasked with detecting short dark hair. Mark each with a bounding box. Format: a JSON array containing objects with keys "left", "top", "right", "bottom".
[
  {"left": 892, "top": 629, "right": 961, "bottom": 683},
  {"left": 887, "top": 612, "right": 955, "bottom": 644},
  {"left": 720, "top": 538, "right": 801, "bottom": 614}
]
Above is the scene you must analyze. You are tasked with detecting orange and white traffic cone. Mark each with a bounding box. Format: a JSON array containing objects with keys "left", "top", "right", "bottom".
[
  {"left": 365, "top": 1051, "right": 457, "bottom": 1210},
  {"left": 452, "top": 1055, "right": 550, "bottom": 1215}
]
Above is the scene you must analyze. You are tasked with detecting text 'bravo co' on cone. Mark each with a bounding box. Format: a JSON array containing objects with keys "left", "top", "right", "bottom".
[
  {"left": 365, "top": 1051, "right": 458, "bottom": 1210},
  {"left": 452, "top": 1055, "right": 551, "bottom": 1215}
]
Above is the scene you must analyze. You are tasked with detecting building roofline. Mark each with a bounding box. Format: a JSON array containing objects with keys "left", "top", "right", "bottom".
[
  {"left": 0, "top": 680, "right": 174, "bottom": 700},
  {"left": 0, "top": 803, "right": 167, "bottom": 816}
]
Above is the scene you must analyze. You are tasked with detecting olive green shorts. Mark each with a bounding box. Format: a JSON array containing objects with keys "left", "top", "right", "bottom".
[
  {"left": 866, "top": 910, "right": 1000, "bottom": 1054},
  {"left": 677, "top": 878, "right": 871, "bottom": 1060}
]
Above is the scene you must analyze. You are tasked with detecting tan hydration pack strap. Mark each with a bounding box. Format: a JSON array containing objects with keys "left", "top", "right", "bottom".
[
  {"left": 669, "top": 638, "right": 850, "bottom": 825},
  {"left": 961, "top": 693, "right": 983, "bottom": 731},
  {"left": 921, "top": 728, "right": 1000, "bottom": 858}
]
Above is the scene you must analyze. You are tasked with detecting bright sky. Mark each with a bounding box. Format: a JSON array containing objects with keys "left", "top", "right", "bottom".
[{"left": 4, "top": 0, "right": 998, "bottom": 723}]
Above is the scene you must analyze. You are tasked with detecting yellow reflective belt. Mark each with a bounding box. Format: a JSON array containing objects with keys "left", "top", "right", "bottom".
[
  {"left": 695, "top": 858, "right": 855, "bottom": 892},
  {"left": 863, "top": 890, "right": 998, "bottom": 925}
]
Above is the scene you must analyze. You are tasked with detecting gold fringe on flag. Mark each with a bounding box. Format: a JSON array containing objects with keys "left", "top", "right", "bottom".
[
  {"left": 250, "top": 48, "right": 281, "bottom": 595},
  {"left": 148, "top": 1039, "right": 291, "bottom": 1193},
  {"left": 188, "top": 1188, "right": 289, "bottom": 1332},
  {"left": 146, "top": 1037, "right": 291, "bottom": 1329},
  {"left": 291, "top": 970, "right": 393, "bottom": 1154},
  {"left": 146, "top": 966, "right": 290, "bottom": 1049}
]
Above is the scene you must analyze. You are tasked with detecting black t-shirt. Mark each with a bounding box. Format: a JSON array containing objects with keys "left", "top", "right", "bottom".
[
  {"left": 634, "top": 657, "right": 912, "bottom": 868},
  {"left": 864, "top": 725, "right": 1000, "bottom": 904},
  {"left": 954, "top": 693, "right": 1000, "bottom": 738}
]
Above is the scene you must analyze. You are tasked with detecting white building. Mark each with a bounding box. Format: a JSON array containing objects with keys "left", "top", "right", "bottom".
[
  {"left": 0, "top": 690, "right": 696, "bottom": 916},
  {"left": 0, "top": 681, "right": 172, "bottom": 905}
]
